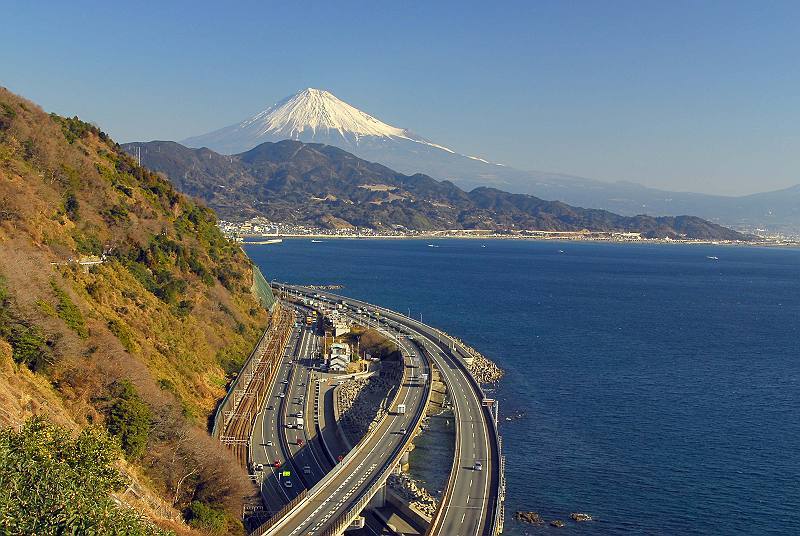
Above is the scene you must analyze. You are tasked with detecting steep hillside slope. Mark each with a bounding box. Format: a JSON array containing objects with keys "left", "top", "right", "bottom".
[
  {"left": 0, "top": 87, "right": 270, "bottom": 533},
  {"left": 126, "top": 140, "right": 749, "bottom": 241}
]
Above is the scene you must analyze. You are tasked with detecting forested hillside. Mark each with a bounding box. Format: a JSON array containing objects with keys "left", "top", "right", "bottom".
[
  {"left": 124, "top": 140, "right": 750, "bottom": 240},
  {"left": 0, "top": 87, "right": 269, "bottom": 534}
]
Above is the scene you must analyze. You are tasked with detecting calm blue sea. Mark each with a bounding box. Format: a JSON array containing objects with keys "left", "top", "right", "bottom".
[{"left": 245, "top": 239, "right": 800, "bottom": 535}]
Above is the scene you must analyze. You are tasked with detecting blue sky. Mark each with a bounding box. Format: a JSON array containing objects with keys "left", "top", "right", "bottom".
[{"left": 2, "top": 0, "right": 798, "bottom": 195}]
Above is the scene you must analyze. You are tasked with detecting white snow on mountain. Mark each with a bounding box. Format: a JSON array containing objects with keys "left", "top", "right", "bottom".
[
  {"left": 177, "top": 87, "right": 799, "bottom": 232},
  {"left": 184, "top": 88, "right": 455, "bottom": 153},
  {"left": 246, "top": 88, "right": 407, "bottom": 139}
]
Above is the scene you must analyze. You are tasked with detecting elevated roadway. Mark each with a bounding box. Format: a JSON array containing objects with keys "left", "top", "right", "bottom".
[
  {"left": 251, "top": 300, "right": 432, "bottom": 536},
  {"left": 265, "top": 339, "right": 429, "bottom": 534},
  {"left": 275, "top": 284, "right": 504, "bottom": 536}
]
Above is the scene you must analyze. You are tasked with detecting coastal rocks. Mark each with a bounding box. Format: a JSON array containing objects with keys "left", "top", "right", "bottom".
[
  {"left": 387, "top": 473, "right": 437, "bottom": 517},
  {"left": 452, "top": 335, "right": 504, "bottom": 384},
  {"left": 514, "top": 510, "right": 593, "bottom": 528},
  {"left": 513, "top": 511, "right": 543, "bottom": 524},
  {"left": 465, "top": 350, "right": 504, "bottom": 384}
]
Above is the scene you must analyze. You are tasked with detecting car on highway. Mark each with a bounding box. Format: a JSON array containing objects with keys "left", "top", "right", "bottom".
[
  {"left": 284, "top": 480, "right": 293, "bottom": 488},
  {"left": 473, "top": 461, "right": 483, "bottom": 471},
  {"left": 278, "top": 392, "right": 285, "bottom": 398},
  {"left": 282, "top": 379, "right": 289, "bottom": 384},
  {"left": 266, "top": 440, "right": 273, "bottom": 447},
  {"left": 398, "top": 427, "right": 407, "bottom": 434},
  {"left": 303, "top": 465, "right": 311, "bottom": 475},
  {"left": 296, "top": 410, "right": 304, "bottom": 417}
]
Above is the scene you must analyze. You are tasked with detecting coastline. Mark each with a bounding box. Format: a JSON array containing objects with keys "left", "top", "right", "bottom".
[
  {"left": 240, "top": 233, "right": 800, "bottom": 249},
  {"left": 248, "top": 228, "right": 800, "bottom": 535}
]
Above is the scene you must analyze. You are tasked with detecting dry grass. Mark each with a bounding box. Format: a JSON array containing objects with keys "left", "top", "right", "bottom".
[{"left": 0, "top": 86, "right": 268, "bottom": 532}]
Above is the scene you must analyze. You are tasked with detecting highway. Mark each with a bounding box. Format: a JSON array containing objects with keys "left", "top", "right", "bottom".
[
  {"left": 253, "top": 308, "right": 335, "bottom": 514},
  {"left": 251, "top": 315, "right": 306, "bottom": 512},
  {"left": 258, "top": 298, "right": 432, "bottom": 536},
  {"left": 274, "top": 285, "right": 501, "bottom": 536}
]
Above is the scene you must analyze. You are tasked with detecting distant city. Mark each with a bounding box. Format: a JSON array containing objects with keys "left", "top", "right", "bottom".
[{"left": 218, "top": 217, "right": 800, "bottom": 246}]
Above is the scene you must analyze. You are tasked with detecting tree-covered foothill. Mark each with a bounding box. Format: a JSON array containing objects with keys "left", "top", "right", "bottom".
[
  {"left": 0, "top": 417, "right": 171, "bottom": 536},
  {"left": 0, "top": 88, "right": 265, "bottom": 530}
]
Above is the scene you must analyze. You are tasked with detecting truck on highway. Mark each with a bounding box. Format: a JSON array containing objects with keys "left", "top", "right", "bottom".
[
  {"left": 395, "top": 403, "right": 406, "bottom": 415},
  {"left": 296, "top": 417, "right": 304, "bottom": 430}
]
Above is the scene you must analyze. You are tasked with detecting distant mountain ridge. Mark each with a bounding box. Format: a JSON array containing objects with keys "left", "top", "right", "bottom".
[
  {"left": 181, "top": 88, "right": 800, "bottom": 234},
  {"left": 124, "top": 139, "right": 749, "bottom": 241}
]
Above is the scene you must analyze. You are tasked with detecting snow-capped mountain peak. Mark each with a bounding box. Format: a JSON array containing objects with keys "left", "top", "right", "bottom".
[
  {"left": 182, "top": 88, "right": 459, "bottom": 156},
  {"left": 243, "top": 88, "right": 411, "bottom": 141}
]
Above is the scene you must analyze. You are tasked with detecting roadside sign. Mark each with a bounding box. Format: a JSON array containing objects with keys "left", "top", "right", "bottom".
[{"left": 282, "top": 470, "right": 291, "bottom": 477}]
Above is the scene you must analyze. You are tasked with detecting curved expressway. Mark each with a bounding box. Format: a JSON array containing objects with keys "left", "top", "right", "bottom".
[
  {"left": 258, "top": 298, "right": 432, "bottom": 536},
  {"left": 274, "top": 284, "right": 503, "bottom": 536}
]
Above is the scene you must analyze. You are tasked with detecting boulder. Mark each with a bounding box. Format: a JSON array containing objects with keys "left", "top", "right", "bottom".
[
  {"left": 570, "top": 512, "right": 593, "bottom": 522},
  {"left": 513, "top": 511, "right": 543, "bottom": 524},
  {"left": 550, "top": 520, "right": 565, "bottom": 528}
]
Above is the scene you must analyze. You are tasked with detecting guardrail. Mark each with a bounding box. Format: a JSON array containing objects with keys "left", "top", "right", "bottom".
[
  {"left": 259, "top": 302, "right": 432, "bottom": 536},
  {"left": 281, "top": 285, "right": 505, "bottom": 536},
  {"left": 317, "top": 345, "right": 433, "bottom": 536},
  {"left": 250, "top": 490, "right": 308, "bottom": 536},
  {"left": 416, "top": 323, "right": 504, "bottom": 536}
]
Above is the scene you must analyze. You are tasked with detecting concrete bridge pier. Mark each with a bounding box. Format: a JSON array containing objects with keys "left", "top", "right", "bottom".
[
  {"left": 368, "top": 481, "right": 387, "bottom": 508},
  {"left": 400, "top": 449, "right": 410, "bottom": 472}
]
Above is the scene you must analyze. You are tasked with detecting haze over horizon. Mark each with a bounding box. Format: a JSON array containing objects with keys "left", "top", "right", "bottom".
[{"left": 2, "top": 0, "right": 798, "bottom": 196}]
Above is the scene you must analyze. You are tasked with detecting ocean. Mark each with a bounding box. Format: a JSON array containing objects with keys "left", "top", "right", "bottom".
[{"left": 245, "top": 239, "right": 800, "bottom": 535}]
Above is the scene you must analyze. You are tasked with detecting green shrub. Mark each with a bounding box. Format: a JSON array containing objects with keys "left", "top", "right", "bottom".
[
  {"left": 215, "top": 346, "right": 246, "bottom": 376},
  {"left": 105, "top": 380, "right": 152, "bottom": 459},
  {"left": 175, "top": 299, "right": 194, "bottom": 317},
  {"left": 107, "top": 318, "right": 135, "bottom": 352},
  {"left": 72, "top": 229, "right": 104, "bottom": 255},
  {"left": 51, "top": 280, "right": 88, "bottom": 338},
  {"left": 0, "top": 417, "right": 171, "bottom": 535},
  {"left": 0, "top": 102, "right": 16, "bottom": 130},
  {"left": 187, "top": 501, "right": 227, "bottom": 535},
  {"left": 50, "top": 113, "right": 99, "bottom": 144},
  {"left": 7, "top": 322, "right": 50, "bottom": 370},
  {"left": 0, "top": 278, "right": 51, "bottom": 371},
  {"left": 64, "top": 192, "right": 80, "bottom": 221},
  {"left": 125, "top": 261, "right": 159, "bottom": 295},
  {"left": 102, "top": 203, "right": 130, "bottom": 224}
]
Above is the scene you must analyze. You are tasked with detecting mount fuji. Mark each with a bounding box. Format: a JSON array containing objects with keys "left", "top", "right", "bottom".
[
  {"left": 181, "top": 88, "right": 800, "bottom": 234},
  {"left": 181, "top": 88, "right": 494, "bottom": 184}
]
